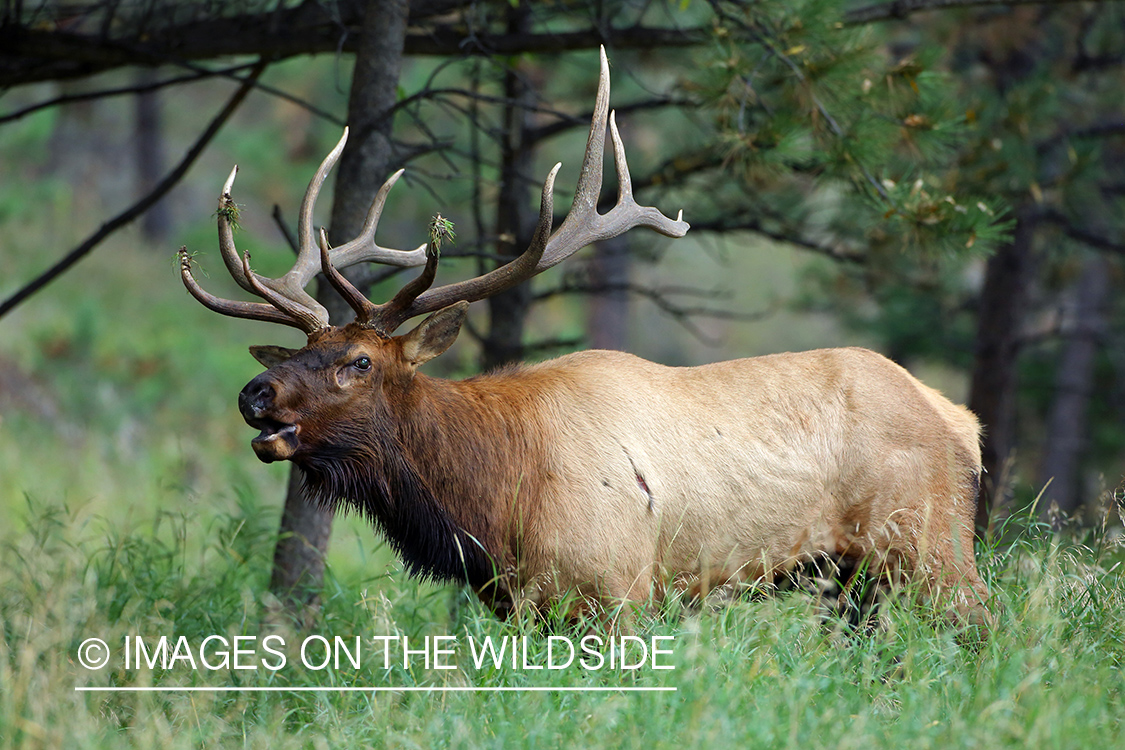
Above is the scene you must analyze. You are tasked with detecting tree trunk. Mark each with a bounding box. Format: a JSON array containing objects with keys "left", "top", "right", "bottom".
[
  {"left": 268, "top": 0, "right": 410, "bottom": 622},
  {"left": 46, "top": 80, "right": 117, "bottom": 190},
  {"left": 968, "top": 207, "right": 1037, "bottom": 534},
  {"left": 1037, "top": 255, "right": 1111, "bottom": 526},
  {"left": 133, "top": 68, "right": 172, "bottom": 242},
  {"left": 481, "top": 5, "right": 535, "bottom": 371},
  {"left": 587, "top": 235, "right": 631, "bottom": 351},
  {"left": 268, "top": 467, "right": 332, "bottom": 623}
]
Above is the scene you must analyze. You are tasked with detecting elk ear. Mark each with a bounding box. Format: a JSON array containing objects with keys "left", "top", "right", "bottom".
[
  {"left": 399, "top": 301, "right": 469, "bottom": 366},
  {"left": 249, "top": 345, "right": 298, "bottom": 369}
]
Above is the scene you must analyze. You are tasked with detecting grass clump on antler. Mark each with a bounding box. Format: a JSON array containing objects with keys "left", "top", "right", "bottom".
[{"left": 428, "top": 213, "right": 455, "bottom": 256}]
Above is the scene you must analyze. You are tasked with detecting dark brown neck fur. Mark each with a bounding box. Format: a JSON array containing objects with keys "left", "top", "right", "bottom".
[{"left": 296, "top": 366, "right": 548, "bottom": 599}]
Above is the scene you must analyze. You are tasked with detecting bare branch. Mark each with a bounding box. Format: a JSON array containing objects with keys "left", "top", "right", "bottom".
[
  {"left": 1037, "top": 119, "right": 1125, "bottom": 155},
  {"left": 0, "top": 62, "right": 255, "bottom": 126},
  {"left": 0, "top": 19, "right": 709, "bottom": 87},
  {"left": 1041, "top": 209, "right": 1125, "bottom": 256},
  {"left": 605, "top": 150, "right": 725, "bottom": 206},
  {"left": 1074, "top": 53, "right": 1125, "bottom": 73},
  {"left": 688, "top": 216, "right": 867, "bottom": 264},
  {"left": 407, "top": 24, "right": 711, "bottom": 57},
  {"left": 528, "top": 96, "right": 696, "bottom": 144},
  {"left": 844, "top": 0, "right": 1109, "bottom": 26},
  {"left": 523, "top": 336, "right": 587, "bottom": 355},
  {"left": 390, "top": 86, "right": 576, "bottom": 124},
  {"left": 0, "top": 62, "right": 268, "bottom": 321},
  {"left": 537, "top": 279, "right": 777, "bottom": 346},
  {"left": 271, "top": 204, "right": 299, "bottom": 256}
]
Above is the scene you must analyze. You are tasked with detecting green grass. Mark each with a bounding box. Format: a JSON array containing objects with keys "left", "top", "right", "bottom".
[{"left": 1, "top": 496, "right": 1124, "bottom": 748}]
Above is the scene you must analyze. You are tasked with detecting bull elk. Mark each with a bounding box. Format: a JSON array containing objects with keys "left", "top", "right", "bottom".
[{"left": 179, "top": 48, "right": 990, "bottom": 629}]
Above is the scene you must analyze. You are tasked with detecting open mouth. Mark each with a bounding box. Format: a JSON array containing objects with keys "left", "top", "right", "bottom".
[{"left": 247, "top": 418, "right": 300, "bottom": 462}]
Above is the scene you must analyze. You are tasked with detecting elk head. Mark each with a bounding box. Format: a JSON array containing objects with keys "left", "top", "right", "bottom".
[{"left": 179, "top": 47, "right": 689, "bottom": 467}]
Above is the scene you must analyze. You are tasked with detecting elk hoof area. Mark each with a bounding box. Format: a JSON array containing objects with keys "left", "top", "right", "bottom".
[{"left": 251, "top": 424, "right": 299, "bottom": 462}]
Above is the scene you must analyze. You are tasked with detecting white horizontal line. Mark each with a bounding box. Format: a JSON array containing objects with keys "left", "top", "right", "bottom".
[{"left": 75, "top": 686, "right": 675, "bottom": 693}]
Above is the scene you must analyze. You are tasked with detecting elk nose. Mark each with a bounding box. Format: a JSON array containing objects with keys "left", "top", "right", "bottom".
[{"left": 239, "top": 375, "right": 276, "bottom": 419}]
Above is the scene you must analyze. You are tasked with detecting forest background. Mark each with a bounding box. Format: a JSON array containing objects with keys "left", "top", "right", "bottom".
[{"left": 0, "top": 0, "right": 1123, "bottom": 747}]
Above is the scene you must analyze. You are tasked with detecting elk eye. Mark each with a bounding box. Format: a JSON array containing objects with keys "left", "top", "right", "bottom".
[{"left": 352, "top": 356, "right": 372, "bottom": 371}]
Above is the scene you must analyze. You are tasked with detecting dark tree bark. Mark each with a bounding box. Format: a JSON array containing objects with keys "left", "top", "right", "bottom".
[
  {"left": 0, "top": 6, "right": 707, "bottom": 88},
  {"left": 133, "top": 68, "right": 172, "bottom": 242},
  {"left": 587, "top": 235, "right": 631, "bottom": 351},
  {"left": 957, "top": 8, "right": 1072, "bottom": 536},
  {"left": 968, "top": 207, "right": 1037, "bottom": 534},
  {"left": 1037, "top": 255, "right": 1111, "bottom": 526},
  {"left": 327, "top": 0, "right": 411, "bottom": 247},
  {"left": 268, "top": 0, "right": 411, "bottom": 622},
  {"left": 268, "top": 466, "right": 333, "bottom": 621},
  {"left": 481, "top": 4, "right": 536, "bottom": 371}
]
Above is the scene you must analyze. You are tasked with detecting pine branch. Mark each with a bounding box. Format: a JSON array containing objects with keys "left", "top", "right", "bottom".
[{"left": 712, "top": 4, "right": 895, "bottom": 205}]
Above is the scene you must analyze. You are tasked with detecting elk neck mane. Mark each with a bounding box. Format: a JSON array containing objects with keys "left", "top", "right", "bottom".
[{"left": 294, "top": 363, "right": 547, "bottom": 593}]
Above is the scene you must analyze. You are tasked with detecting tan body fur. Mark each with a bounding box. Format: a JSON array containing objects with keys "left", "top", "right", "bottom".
[{"left": 389, "top": 346, "right": 987, "bottom": 625}]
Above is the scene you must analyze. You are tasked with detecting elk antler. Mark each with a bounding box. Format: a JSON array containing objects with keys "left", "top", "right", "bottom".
[
  {"left": 180, "top": 45, "right": 688, "bottom": 336},
  {"left": 365, "top": 45, "right": 690, "bottom": 334},
  {"left": 178, "top": 128, "right": 428, "bottom": 333}
]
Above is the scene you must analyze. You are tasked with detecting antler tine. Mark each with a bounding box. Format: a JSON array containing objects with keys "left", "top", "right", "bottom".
[
  {"left": 182, "top": 129, "right": 431, "bottom": 334},
  {"left": 609, "top": 110, "right": 635, "bottom": 203},
  {"left": 240, "top": 252, "right": 328, "bottom": 333},
  {"left": 379, "top": 45, "right": 687, "bottom": 325},
  {"left": 597, "top": 109, "right": 687, "bottom": 236},
  {"left": 178, "top": 248, "right": 309, "bottom": 331},
  {"left": 367, "top": 235, "right": 444, "bottom": 332},
  {"left": 263, "top": 135, "right": 431, "bottom": 317},
  {"left": 324, "top": 169, "right": 429, "bottom": 270},
  {"left": 298, "top": 128, "right": 349, "bottom": 263},
  {"left": 317, "top": 227, "right": 378, "bottom": 323},
  {"left": 246, "top": 128, "right": 348, "bottom": 316},
  {"left": 538, "top": 46, "right": 688, "bottom": 269},
  {"left": 271, "top": 158, "right": 427, "bottom": 314},
  {"left": 374, "top": 162, "right": 561, "bottom": 328},
  {"left": 555, "top": 44, "right": 612, "bottom": 241},
  {"left": 215, "top": 166, "right": 258, "bottom": 295},
  {"left": 181, "top": 162, "right": 331, "bottom": 332}
]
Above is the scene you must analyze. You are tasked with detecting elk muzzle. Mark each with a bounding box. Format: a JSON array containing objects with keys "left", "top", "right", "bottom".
[{"left": 239, "top": 373, "right": 299, "bottom": 463}]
